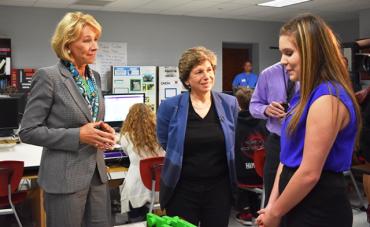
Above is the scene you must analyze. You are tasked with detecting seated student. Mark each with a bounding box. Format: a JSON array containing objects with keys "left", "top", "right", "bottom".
[
  {"left": 119, "top": 103, "right": 165, "bottom": 223},
  {"left": 234, "top": 87, "right": 268, "bottom": 226}
]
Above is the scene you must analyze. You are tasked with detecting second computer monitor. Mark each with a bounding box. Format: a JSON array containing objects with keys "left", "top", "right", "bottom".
[{"left": 104, "top": 93, "right": 145, "bottom": 129}]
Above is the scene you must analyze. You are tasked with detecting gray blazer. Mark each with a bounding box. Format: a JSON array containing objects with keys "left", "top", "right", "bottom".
[{"left": 20, "top": 62, "right": 108, "bottom": 194}]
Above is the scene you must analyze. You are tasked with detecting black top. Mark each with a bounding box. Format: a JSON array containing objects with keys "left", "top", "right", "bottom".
[{"left": 181, "top": 96, "right": 228, "bottom": 182}]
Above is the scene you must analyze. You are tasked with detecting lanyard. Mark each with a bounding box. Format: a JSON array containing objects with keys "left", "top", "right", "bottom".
[{"left": 282, "top": 65, "right": 295, "bottom": 102}]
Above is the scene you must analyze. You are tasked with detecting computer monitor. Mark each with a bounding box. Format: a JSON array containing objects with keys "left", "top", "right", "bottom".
[
  {"left": 103, "top": 93, "right": 145, "bottom": 129},
  {"left": 0, "top": 97, "right": 19, "bottom": 136}
]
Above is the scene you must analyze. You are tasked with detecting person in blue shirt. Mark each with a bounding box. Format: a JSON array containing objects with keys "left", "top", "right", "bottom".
[
  {"left": 256, "top": 13, "right": 362, "bottom": 227},
  {"left": 232, "top": 61, "right": 258, "bottom": 93}
]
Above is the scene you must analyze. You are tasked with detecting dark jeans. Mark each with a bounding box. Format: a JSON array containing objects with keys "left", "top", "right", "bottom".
[
  {"left": 235, "top": 189, "right": 260, "bottom": 216},
  {"left": 263, "top": 133, "right": 281, "bottom": 206},
  {"left": 166, "top": 175, "right": 232, "bottom": 227},
  {"left": 279, "top": 166, "right": 352, "bottom": 227}
]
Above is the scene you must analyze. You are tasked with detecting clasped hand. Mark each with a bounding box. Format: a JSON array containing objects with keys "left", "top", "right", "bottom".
[
  {"left": 80, "top": 121, "right": 116, "bottom": 150},
  {"left": 256, "top": 206, "right": 281, "bottom": 227}
]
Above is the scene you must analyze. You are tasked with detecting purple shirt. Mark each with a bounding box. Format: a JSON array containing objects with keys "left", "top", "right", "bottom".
[{"left": 249, "top": 62, "right": 298, "bottom": 136}]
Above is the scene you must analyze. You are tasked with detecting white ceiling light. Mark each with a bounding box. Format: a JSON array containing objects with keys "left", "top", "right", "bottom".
[{"left": 258, "top": 0, "right": 312, "bottom": 8}]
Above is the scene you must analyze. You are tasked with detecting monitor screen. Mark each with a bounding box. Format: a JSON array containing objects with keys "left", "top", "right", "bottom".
[
  {"left": 104, "top": 93, "right": 145, "bottom": 128},
  {"left": 0, "top": 97, "right": 19, "bottom": 132}
]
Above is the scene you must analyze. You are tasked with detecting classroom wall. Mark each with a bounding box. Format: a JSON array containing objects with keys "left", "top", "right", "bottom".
[
  {"left": 0, "top": 6, "right": 282, "bottom": 91},
  {"left": 0, "top": 6, "right": 363, "bottom": 91},
  {"left": 359, "top": 8, "right": 370, "bottom": 38},
  {"left": 330, "top": 19, "right": 359, "bottom": 43}
]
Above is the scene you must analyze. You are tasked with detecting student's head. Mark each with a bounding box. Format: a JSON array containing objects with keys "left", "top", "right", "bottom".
[
  {"left": 178, "top": 46, "right": 217, "bottom": 93},
  {"left": 120, "top": 103, "right": 160, "bottom": 157},
  {"left": 235, "top": 87, "right": 254, "bottom": 110},
  {"left": 243, "top": 61, "right": 253, "bottom": 73},
  {"left": 279, "top": 13, "right": 361, "bottom": 144},
  {"left": 51, "top": 12, "right": 102, "bottom": 64},
  {"left": 279, "top": 13, "right": 348, "bottom": 85}
]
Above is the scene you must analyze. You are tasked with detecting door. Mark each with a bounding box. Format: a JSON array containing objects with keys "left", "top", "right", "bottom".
[{"left": 222, "top": 48, "right": 250, "bottom": 92}]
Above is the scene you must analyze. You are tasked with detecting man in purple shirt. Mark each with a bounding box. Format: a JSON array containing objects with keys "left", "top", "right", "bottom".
[{"left": 249, "top": 62, "right": 298, "bottom": 205}]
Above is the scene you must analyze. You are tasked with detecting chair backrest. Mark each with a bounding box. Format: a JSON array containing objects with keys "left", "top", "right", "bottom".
[
  {"left": 0, "top": 161, "right": 24, "bottom": 196},
  {"left": 253, "top": 148, "right": 265, "bottom": 179},
  {"left": 139, "top": 157, "right": 164, "bottom": 192}
]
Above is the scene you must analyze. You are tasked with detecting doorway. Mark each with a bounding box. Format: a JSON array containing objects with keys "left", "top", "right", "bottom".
[{"left": 222, "top": 43, "right": 257, "bottom": 92}]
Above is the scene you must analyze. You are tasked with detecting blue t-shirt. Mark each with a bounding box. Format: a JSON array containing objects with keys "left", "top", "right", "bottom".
[
  {"left": 280, "top": 82, "right": 357, "bottom": 172},
  {"left": 232, "top": 72, "right": 258, "bottom": 89}
]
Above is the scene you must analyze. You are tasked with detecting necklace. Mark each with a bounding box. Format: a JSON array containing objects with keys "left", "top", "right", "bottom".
[{"left": 191, "top": 99, "right": 211, "bottom": 109}]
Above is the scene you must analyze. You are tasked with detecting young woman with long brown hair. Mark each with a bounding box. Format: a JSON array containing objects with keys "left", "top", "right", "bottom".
[{"left": 257, "top": 13, "right": 361, "bottom": 227}]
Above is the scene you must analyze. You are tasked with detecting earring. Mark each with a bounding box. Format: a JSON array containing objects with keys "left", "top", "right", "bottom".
[{"left": 67, "top": 49, "right": 71, "bottom": 54}]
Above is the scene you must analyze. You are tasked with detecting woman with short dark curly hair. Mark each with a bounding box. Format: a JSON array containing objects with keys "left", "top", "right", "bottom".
[{"left": 157, "top": 46, "right": 239, "bottom": 227}]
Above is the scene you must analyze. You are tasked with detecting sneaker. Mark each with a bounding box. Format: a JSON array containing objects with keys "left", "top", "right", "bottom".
[{"left": 235, "top": 211, "right": 253, "bottom": 226}]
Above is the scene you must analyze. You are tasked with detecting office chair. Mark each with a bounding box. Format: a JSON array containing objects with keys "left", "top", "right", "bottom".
[
  {"left": 237, "top": 148, "right": 265, "bottom": 209},
  {"left": 139, "top": 156, "right": 164, "bottom": 213},
  {"left": 348, "top": 163, "right": 370, "bottom": 210},
  {"left": 343, "top": 169, "right": 367, "bottom": 210},
  {"left": 0, "top": 160, "right": 27, "bottom": 227}
]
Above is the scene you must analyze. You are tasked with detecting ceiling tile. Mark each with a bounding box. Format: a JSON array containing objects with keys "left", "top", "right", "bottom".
[
  {"left": 0, "top": 0, "right": 368, "bottom": 22},
  {"left": 34, "top": 0, "right": 75, "bottom": 8},
  {"left": 138, "top": 0, "right": 190, "bottom": 10},
  {"left": 103, "top": 0, "right": 152, "bottom": 11},
  {"left": 0, "top": 0, "right": 35, "bottom": 7},
  {"left": 160, "top": 0, "right": 218, "bottom": 14}
]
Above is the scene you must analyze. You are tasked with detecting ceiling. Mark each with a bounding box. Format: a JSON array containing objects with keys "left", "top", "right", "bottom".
[{"left": 0, "top": 0, "right": 369, "bottom": 22}]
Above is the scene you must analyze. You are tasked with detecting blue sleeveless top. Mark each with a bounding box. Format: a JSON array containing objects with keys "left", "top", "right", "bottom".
[{"left": 280, "top": 82, "right": 357, "bottom": 172}]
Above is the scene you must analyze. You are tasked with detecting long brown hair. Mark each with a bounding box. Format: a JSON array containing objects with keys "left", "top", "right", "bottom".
[
  {"left": 120, "top": 103, "right": 161, "bottom": 157},
  {"left": 280, "top": 13, "right": 361, "bottom": 146}
]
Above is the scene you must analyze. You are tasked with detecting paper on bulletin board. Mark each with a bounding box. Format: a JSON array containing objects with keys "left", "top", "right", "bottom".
[
  {"left": 112, "top": 66, "right": 141, "bottom": 94},
  {"left": 158, "top": 66, "right": 182, "bottom": 105},
  {"left": 112, "top": 66, "right": 157, "bottom": 111},
  {"left": 140, "top": 66, "right": 157, "bottom": 112},
  {"left": 91, "top": 42, "right": 127, "bottom": 91}
]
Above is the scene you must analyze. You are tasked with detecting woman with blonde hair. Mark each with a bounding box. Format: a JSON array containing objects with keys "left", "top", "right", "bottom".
[
  {"left": 119, "top": 103, "right": 164, "bottom": 223},
  {"left": 257, "top": 13, "right": 361, "bottom": 227},
  {"left": 20, "top": 12, "right": 115, "bottom": 227}
]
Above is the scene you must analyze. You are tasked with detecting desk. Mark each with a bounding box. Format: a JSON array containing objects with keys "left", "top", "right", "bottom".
[
  {"left": 0, "top": 143, "right": 42, "bottom": 168},
  {"left": 0, "top": 143, "right": 127, "bottom": 227}
]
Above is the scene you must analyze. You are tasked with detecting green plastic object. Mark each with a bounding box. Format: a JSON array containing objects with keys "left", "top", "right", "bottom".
[{"left": 146, "top": 213, "right": 196, "bottom": 227}]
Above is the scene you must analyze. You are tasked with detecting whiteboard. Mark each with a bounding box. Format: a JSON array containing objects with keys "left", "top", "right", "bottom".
[{"left": 91, "top": 42, "right": 127, "bottom": 91}]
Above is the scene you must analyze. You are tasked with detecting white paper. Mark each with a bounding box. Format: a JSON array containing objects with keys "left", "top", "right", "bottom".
[
  {"left": 91, "top": 42, "right": 127, "bottom": 91},
  {"left": 158, "top": 66, "right": 183, "bottom": 104}
]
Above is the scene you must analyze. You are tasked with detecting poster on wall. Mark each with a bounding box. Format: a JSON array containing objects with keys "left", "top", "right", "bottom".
[
  {"left": 112, "top": 66, "right": 157, "bottom": 111},
  {"left": 91, "top": 42, "right": 127, "bottom": 92},
  {"left": 158, "top": 66, "right": 183, "bottom": 105},
  {"left": 140, "top": 66, "right": 157, "bottom": 111}
]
